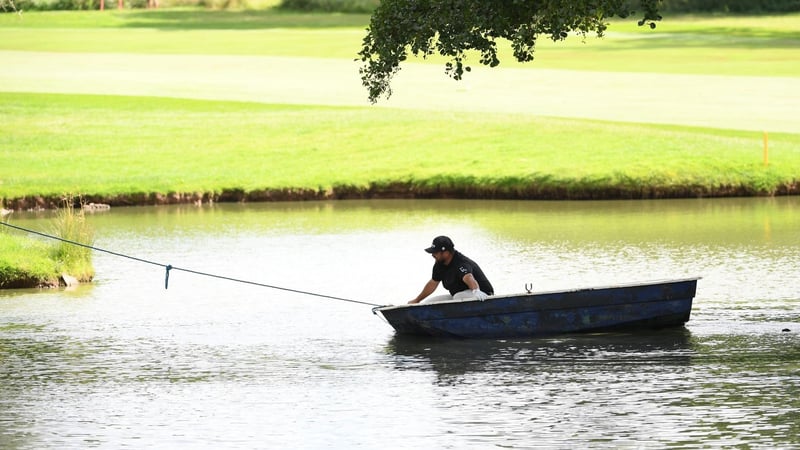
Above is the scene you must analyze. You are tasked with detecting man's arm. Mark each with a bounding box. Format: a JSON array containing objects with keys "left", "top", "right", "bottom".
[
  {"left": 463, "top": 273, "right": 487, "bottom": 300},
  {"left": 409, "top": 279, "right": 439, "bottom": 304},
  {"left": 462, "top": 273, "right": 479, "bottom": 290}
]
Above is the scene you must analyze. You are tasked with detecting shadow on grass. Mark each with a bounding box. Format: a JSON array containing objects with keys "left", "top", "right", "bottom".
[
  {"left": 120, "top": 8, "right": 370, "bottom": 30},
  {"left": 118, "top": 10, "right": 800, "bottom": 50},
  {"left": 598, "top": 29, "right": 800, "bottom": 50}
]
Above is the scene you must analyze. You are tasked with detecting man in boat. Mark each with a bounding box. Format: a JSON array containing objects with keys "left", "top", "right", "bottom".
[{"left": 408, "top": 236, "right": 494, "bottom": 304}]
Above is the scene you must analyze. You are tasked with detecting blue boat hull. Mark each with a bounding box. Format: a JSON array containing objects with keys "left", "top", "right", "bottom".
[{"left": 374, "top": 278, "right": 699, "bottom": 339}]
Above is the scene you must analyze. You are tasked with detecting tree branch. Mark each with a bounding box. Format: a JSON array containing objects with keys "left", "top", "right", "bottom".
[{"left": 358, "top": 0, "right": 662, "bottom": 103}]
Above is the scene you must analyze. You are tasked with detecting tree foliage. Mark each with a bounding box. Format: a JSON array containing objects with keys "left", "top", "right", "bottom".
[
  {"left": 1, "top": 0, "right": 18, "bottom": 10},
  {"left": 358, "top": 0, "right": 662, "bottom": 103}
]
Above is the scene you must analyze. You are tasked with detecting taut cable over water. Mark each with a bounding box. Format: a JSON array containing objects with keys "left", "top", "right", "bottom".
[{"left": 0, "top": 221, "right": 381, "bottom": 307}]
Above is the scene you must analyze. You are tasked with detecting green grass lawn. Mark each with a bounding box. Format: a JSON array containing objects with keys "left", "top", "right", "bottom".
[{"left": 2, "top": 92, "right": 798, "bottom": 201}]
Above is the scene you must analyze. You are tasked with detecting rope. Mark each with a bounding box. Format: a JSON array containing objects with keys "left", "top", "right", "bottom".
[{"left": 0, "top": 221, "right": 381, "bottom": 307}]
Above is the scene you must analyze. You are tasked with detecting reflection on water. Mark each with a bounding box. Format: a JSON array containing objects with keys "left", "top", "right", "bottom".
[
  {"left": 1, "top": 198, "right": 798, "bottom": 448},
  {"left": 382, "top": 329, "right": 798, "bottom": 447},
  {"left": 386, "top": 329, "right": 696, "bottom": 378}
]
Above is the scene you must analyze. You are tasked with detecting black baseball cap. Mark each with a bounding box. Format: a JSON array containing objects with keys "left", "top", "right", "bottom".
[{"left": 424, "top": 236, "right": 454, "bottom": 253}]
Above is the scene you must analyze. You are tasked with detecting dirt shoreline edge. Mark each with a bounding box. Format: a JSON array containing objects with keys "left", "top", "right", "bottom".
[{"left": 4, "top": 181, "right": 799, "bottom": 210}]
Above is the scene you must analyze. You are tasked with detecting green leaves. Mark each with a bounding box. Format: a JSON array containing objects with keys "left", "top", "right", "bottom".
[{"left": 359, "top": 0, "right": 662, "bottom": 103}]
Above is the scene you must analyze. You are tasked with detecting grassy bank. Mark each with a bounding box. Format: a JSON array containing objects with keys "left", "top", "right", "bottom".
[
  {"left": 0, "top": 230, "right": 56, "bottom": 288},
  {"left": 2, "top": 91, "right": 798, "bottom": 208},
  {"left": 0, "top": 201, "right": 94, "bottom": 288}
]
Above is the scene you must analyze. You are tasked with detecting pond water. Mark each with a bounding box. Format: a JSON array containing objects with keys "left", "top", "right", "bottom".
[{"left": 1, "top": 198, "right": 798, "bottom": 448}]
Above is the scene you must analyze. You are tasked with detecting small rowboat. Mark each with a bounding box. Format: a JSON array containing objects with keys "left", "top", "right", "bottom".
[{"left": 373, "top": 278, "right": 700, "bottom": 339}]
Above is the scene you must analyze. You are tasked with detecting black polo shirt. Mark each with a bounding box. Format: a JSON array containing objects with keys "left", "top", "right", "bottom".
[{"left": 432, "top": 251, "right": 494, "bottom": 296}]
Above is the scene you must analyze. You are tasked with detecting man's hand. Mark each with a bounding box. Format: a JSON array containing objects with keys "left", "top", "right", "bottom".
[{"left": 472, "top": 289, "right": 488, "bottom": 301}]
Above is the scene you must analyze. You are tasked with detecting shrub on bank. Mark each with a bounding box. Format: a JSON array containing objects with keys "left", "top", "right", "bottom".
[
  {"left": 48, "top": 201, "right": 94, "bottom": 283},
  {"left": 11, "top": 0, "right": 118, "bottom": 10},
  {"left": 20, "top": 0, "right": 128, "bottom": 10},
  {"left": 7, "top": 0, "right": 250, "bottom": 10}
]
